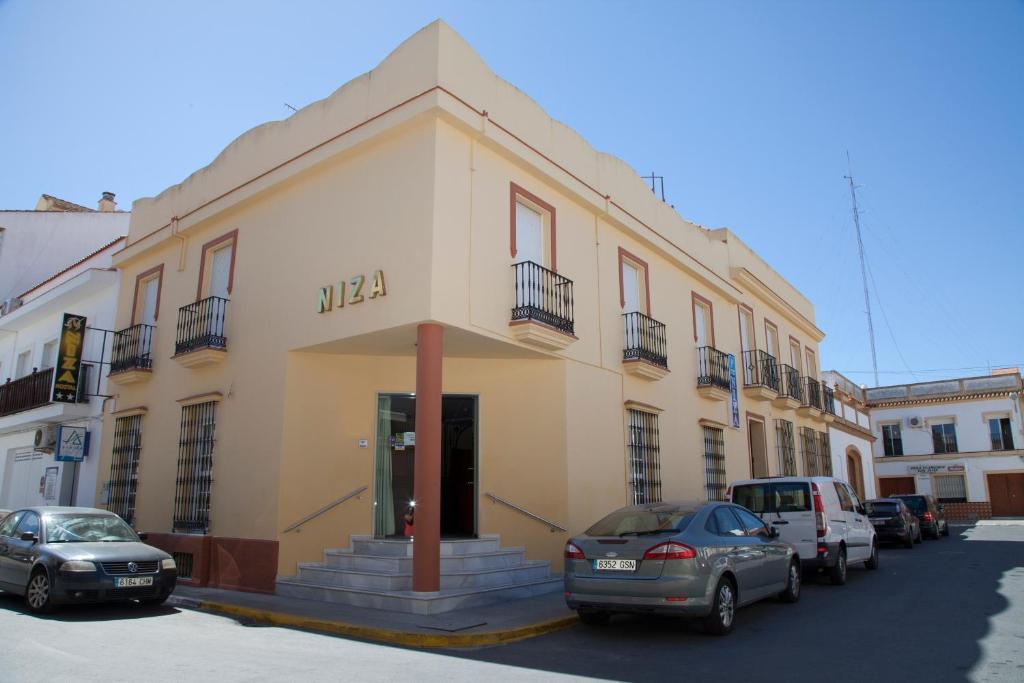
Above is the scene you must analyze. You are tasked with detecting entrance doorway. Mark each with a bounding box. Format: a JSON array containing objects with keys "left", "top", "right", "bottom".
[
  {"left": 879, "top": 476, "right": 915, "bottom": 497},
  {"left": 988, "top": 473, "right": 1024, "bottom": 516},
  {"left": 373, "top": 394, "right": 477, "bottom": 539},
  {"left": 747, "top": 418, "right": 769, "bottom": 479}
]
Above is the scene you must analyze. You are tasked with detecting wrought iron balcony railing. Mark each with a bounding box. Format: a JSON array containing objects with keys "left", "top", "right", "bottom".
[
  {"left": 821, "top": 385, "right": 837, "bottom": 415},
  {"left": 803, "top": 377, "right": 823, "bottom": 411},
  {"left": 778, "top": 364, "right": 803, "bottom": 402},
  {"left": 0, "top": 367, "right": 55, "bottom": 418},
  {"left": 741, "top": 350, "right": 780, "bottom": 392},
  {"left": 623, "top": 311, "right": 668, "bottom": 369},
  {"left": 697, "top": 346, "right": 731, "bottom": 391},
  {"left": 111, "top": 324, "right": 155, "bottom": 374},
  {"left": 175, "top": 296, "right": 228, "bottom": 356},
  {"left": 511, "top": 261, "right": 574, "bottom": 336}
]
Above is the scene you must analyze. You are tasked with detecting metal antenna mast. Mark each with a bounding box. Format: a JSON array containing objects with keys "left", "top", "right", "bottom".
[{"left": 845, "top": 152, "right": 879, "bottom": 387}]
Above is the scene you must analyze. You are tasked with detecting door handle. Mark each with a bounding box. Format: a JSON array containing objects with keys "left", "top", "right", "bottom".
[{"left": 771, "top": 520, "right": 789, "bottom": 525}]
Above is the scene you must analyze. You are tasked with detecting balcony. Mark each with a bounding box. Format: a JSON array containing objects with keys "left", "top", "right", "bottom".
[
  {"left": 741, "top": 350, "right": 779, "bottom": 401},
  {"left": 696, "top": 345, "right": 731, "bottom": 401},
  {"left": 772, "top": 364, "right": 802, "bottom": 410},
  {"left": 622, "top": 311, "right": 669, "bottom": 380},
  {"left": 0, "top": 368, "right": 55, "bottom": 418},
  {"left": 172, "top": 296, "right": 228, "bottom": 369},
  {"left": 109, "top": 324, "right": 155, "bottom": 385},
  {"left": 509, "top": 261, "right": 576, "bottom": 351},
  {"left": 798, "top": 377, "right": 823, "bottom": 419},
  {"left": 821, "top": 385, "right": 837, "bottom": 423}
]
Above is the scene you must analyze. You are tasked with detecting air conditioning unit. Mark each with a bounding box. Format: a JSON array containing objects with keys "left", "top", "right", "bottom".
[
  {"left": 35, "top": 425, "right": 58, "bottom": 453},
  {"left": 905, "top": 416, "right": 924, "bottom": 429}
]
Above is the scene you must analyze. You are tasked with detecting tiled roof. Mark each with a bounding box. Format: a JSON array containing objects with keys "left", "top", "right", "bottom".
[{"left": 38, "top": 194, "right": 95, "bottom": 212}]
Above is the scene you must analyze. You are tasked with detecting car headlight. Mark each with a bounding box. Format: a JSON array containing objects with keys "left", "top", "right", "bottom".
[
  {"left": 161, "top": 558, "right": 176, "bottom": 571},
  {"left": 60, "top": 560, "right": 97, "bottom": 572}
]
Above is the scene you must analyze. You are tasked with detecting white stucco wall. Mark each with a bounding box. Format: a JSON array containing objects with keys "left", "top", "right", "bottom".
[
  {"left": 870, "top": 397, "right": 1024, "bottom": 458},
  {"left": 828, "top": 426, "right": 877, "bottom": 499}
]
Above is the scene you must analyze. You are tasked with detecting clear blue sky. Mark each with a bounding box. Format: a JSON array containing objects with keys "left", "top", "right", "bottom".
[{"left": 1, "top": 1, "right": 1021, "bottom": 386}]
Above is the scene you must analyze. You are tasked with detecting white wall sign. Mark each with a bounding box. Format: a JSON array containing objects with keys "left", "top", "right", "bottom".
[
  {"left": 55, "top": 426, "right": 90, "bottom": 462},
  {"left": 908, "top": 463, "right": 965, "bottom": 476}
]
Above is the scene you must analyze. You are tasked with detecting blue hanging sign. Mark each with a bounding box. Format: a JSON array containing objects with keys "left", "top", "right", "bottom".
[
  {"left": 728, "top": 354, "right": 740, "bottom": 428},
  {"left": 55, "top": 426, "right": 90, "bottom": 462}
]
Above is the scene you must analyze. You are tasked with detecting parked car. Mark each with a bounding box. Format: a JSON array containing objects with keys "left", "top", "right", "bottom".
[
  {"left": 863, "top": 498, "right": 920, "bottom": 548},
  {"left": 0, "top": 507, "right": 177, "bottom": 614},
  {"left": 564, "top": 501, "right": 801, "bottom": 636},
  {"left": 892, "top": 494, "right": 950, "bottom": 539},
  {"left": 727, "top": 476, "right": 878, "bottom": 585}
]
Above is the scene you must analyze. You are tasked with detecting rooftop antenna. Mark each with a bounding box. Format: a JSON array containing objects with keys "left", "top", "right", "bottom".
[
  {"left": 641, "top": 172, "right": 665, "bottom": 202},
  {"left": 845, "top": 152, "right": 879, "bottom": 387},
  {"left": 284, "top": 102, "right": 298, "bottom": 113}
]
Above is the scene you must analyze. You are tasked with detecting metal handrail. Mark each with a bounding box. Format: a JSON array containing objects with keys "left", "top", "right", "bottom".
[
  {"left": 283, "top": 485, "right": 368, "bottom": 533},
  {"left": 485, "top": 492, "right": 567, "bottom": 533}
]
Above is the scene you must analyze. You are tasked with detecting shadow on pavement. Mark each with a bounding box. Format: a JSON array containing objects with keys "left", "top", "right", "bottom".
[
  {"left": 435, "top": 524, "right": 1022, "bottom": 683},
  {"left": 0, "top": 591, "right": 180, "bottom": 622}
]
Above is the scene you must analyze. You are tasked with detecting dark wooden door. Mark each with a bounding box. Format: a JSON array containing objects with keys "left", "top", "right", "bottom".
[
  {"left": 879, "top": 477, "right": 916, "bottom": 497},
  {"left": 988, "top": 474, "right": 1024, "bottom": 516}
]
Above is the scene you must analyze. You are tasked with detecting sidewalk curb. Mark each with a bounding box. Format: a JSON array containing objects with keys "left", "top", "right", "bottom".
[{"left": 167, "top": 597, "right": 578, "bottom": 648}]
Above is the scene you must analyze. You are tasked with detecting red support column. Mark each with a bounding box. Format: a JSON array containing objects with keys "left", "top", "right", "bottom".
[{"left": 413, "top": 323, "right": 443, "bottom": 592}]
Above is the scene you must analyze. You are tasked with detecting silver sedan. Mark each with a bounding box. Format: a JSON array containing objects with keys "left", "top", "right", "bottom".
[{"left": 564, "top": 501, "right": 801, "bottom": 635}]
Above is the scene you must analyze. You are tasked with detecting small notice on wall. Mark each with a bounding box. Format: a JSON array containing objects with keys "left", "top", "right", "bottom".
[
  {"left": 43, "top": 467, "right": 58, "bottom": 500},
  {"left": 404, "top": 432, "right": 416, "bottom": 447}
]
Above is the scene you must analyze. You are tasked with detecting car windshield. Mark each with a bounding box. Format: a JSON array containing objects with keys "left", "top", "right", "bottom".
[
  {"left": 585, "top": 506, "right": 696, "bottom": 537},
  {"left": 896, "top": 496, "right": 927, "bottom": 514},
  {"left": 44, "top": 514, "right": 138, "bottom": 543},
  {"left": 864, "top": 501, "right": 899, "bottom": 516},
  {"left": 732, "top": 482, "right": 812, "bottom": 514}
]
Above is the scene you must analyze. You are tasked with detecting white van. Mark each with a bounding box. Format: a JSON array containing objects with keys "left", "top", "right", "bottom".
[{"left": 726, "top": 477, "right": 877, "bottom": 585}]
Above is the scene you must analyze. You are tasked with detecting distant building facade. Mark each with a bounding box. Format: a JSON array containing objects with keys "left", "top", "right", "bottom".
[
  {"left": 821, "top": 370, "right": 876, "bottom": 500},
  {"left": 867, "top": 371, "right": 1024, "bottom": 519}
]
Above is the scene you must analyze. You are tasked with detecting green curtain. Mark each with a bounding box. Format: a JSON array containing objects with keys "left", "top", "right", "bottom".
[{"left": 373, "top": 395, "right": 395, "bottom": 538}]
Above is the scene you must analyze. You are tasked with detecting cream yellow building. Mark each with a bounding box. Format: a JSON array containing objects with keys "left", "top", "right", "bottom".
[{"left": 96, "top": 21, "right": 838, "bottom": 600}]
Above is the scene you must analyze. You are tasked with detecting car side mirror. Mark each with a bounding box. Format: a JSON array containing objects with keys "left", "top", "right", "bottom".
[
  {"left": 20, "top": 532, "right": 37, "bottom": 543},
  {"left": 937, "top": 505, "right": 945, "bottom": 513},
  {"left": 768, "top": 526, "right": 780, "bottom": 538},
  {"left": 137, "top": 532, "right": 149, "bottom": 541},
  {"left": 856, "top": 505, "right": 866, "bottom": 515}
]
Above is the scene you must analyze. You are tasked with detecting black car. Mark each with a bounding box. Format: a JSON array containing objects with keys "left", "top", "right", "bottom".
[
  {"left": 0, "top": 507, "right": 177, "bottom": 613},
  {"left": 864, "top": 498, "right": 920, "bottom": 548},
  {"left": 893, "top": 494, "right": 950, "bottom": 539}
]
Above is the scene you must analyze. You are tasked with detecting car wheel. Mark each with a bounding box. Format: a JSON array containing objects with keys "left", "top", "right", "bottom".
[
  {"left": 25, "top": 568, "right": 55, "bottom": 614},
  {"left": 903, "top": 530, "right": 914, "bottom": 549},
  {"left": 828, "top": 548, "right": 848, "bottom": 585},
  {"left": 703, "top": 577, "right": 736, "bottom": 636},
  {"left": 915, "top": 526, "right": 923, "bottom": 544},
  {"left": 577, "top": 610, "right": 610, "bottom": 626},
  {"left": 865, "top": 542, "right": 879, "bottom": 570},
  {"left": 779, "top": 560, "right": 801, "bottom": 603},
  {"left": 941, "top": 522, "right": 950, "bottom": 537}
]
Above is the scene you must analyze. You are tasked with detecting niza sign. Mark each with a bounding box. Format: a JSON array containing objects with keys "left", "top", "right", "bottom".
[
  {"left": 51, "top": 313, "right": 87, "bottom": 403},
  {"left": 317, "top": 271, "right": 387, "bottom": 313}
]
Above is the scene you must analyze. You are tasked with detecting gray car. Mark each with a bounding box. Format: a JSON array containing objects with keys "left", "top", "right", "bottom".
[
  {"left": 564, "top": 501, "right": 801, "bottom": 635},
  {"left": 0, "top": 507, "right": 177, "bottom": 614}
]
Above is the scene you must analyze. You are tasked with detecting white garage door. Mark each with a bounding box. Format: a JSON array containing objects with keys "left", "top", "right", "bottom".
[{"left": 1, "top": 449, "right": 63, "bottom": 509}]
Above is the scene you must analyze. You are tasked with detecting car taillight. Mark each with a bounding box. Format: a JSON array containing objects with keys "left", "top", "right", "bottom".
[
  {"left": 564, "top": 542, "right": 585, "bottom": 560},
  {"left": 812, "top": 482, "right": 828, "bottom": 538},
  {"left": 643, "top": 541, "right": 696, "bottom": 561},
  {"left": 922, "top": 512, "right": 934, "bottom": 522}
]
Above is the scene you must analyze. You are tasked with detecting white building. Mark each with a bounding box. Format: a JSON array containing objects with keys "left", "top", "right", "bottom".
[
  {"left": 0, "top": 193, "right": 129, "bottom": 305},
  {"left": 867, "top": 371, "right": 1024, "bottom": 519},
  {"left": 0, "top": 237, "right": 125, "bottom": 509},
  {"left": 822, "top": 370, "right": 876, "bottom": 500}
]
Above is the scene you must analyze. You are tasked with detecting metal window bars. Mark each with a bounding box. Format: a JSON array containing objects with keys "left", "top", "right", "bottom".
[
  {"left": 0, "top": 367, "right": 54, "bottom": 417},
  {"left": 703, "top": 425, "right": 727, "bottom": 501},
  {"left": 175, "top": 296, "right": 228, "bottom": 356},
  {"left": 111, "top": 324, "right": 155, "bottom": 374},
  {"left": 627, "top": 409, "right": 662, "bottom": 505},
  {"left": 623, "top": 311, "right": 668, "bottom": 369},
  {"left": 817, "top": 431, "right": 833, "bottom": 477},
  {"left": 800, "top": 427, "right": 819, "bottom": 476},
  {"left": 802, "top": 377, "right": 823, "bottom": 411},
  {"left": 511, "top": 261, "right": 574, "bottom": 335},
  {"left": 741, "top": 350, "right": 780, "bottom": 391},
  {"left": 778, "top": 364, "right": 803, "bottom": 402},
  {"left": 173, "top": 401, "right": 217, "bottom": 534},
  {"left": 697, "top": 346, "right": 731, "bottom": 391},
  {"left": 107, "top": 415, "right": 142, "bottom": 525},
  {"left": 775, "top": 419, "right": 797, "bottom": 476}
]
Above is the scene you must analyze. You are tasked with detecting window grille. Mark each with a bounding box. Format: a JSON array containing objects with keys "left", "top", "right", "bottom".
[
  {"left": 703, "top": 425, "right": 727, "bottom": 501},
  {"left": 627, "top": 409, "right": 661, "bottom": 504},
  {"left": 800, "top": 427, "right": 818, "bottom": 476},
  {"left": 775, "top": 419, "right": 797, "bottom": 476},
  {"left": 107, "top": 415, "right": 143, "bottom": 525},
  {"left": 817, "top": 431, "right": 833, "bottom": 476},
  {"left": 173, "top": 552, "right": 194, "bottom": 580},
  {"left": 174, "top": 401, "right": 217, "bottom": 534},
  {"left": 934, "top": 474, "right": 967, "bottom": 503}
]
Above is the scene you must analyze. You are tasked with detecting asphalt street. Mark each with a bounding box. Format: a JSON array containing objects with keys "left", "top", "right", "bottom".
[{"left": 1, "top": 522, "right": 1021, "bottom": 683}]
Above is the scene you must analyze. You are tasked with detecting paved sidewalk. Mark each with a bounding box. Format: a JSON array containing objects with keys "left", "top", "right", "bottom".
[{"left": 167, "top": 584, "right": 578, "bottom": 648}]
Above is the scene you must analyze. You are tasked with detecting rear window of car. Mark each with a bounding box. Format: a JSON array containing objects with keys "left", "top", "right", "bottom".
[
  {"left": 586, "top": 506, "right": 696, "bottom": 537},
  {"left": 864, "top": 501, "right": 899, "bottom": 516},
  {"left": 732, "top": 483, "right": 811, "bottom": 514},
  {"left": 896, "top": 496, "right": 927, "bottom": 515}
]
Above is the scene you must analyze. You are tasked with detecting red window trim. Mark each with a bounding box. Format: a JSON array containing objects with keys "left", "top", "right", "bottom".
[
  {"left": 691, "top": 292, "right": 716, "bottom": 348},
  {"left": 131, "top": 264, "right": 164, "bottom": 325},
  {"left": 617, "top": 247, "right": 651, "bottom": 314},
  {"left": 737, "top": 303, "right": 756, "bottom": 352},
  {"left": 196, "top": 229, "right": 239, "bottom": 301},
  {"left": 510, "top": 182, "right": 557, "bottom": 271}
]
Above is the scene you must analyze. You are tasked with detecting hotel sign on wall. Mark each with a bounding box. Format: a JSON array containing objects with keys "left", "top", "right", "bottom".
[
  {"left": 317, "top": 271, "right": 387, "bottom": 313},
  {"left": 51, "top": 313, "right": 87, "bottom": 403}
]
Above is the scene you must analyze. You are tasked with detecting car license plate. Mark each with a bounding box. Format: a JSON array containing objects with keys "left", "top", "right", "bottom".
[
  {"left": 114, "top": 576, "right": 154, "bottom": 588},
  {"left": 594, "top": 559, "right": 636, "bottom": 571}
]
